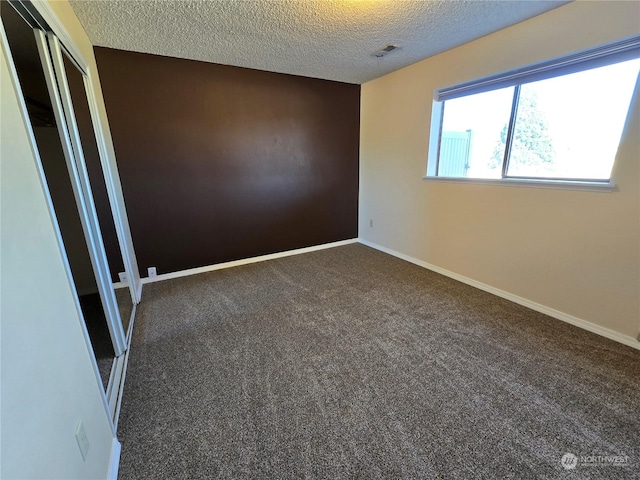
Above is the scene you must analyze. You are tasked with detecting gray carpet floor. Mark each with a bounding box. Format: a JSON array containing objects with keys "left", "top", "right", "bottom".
[{"left": 117, "top": 244, "right": 639, "bottom": 479}]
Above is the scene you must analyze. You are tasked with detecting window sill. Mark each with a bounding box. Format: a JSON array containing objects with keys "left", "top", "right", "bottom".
[{"left": 422, "top": 176, "right": 617, "bottom": 192}]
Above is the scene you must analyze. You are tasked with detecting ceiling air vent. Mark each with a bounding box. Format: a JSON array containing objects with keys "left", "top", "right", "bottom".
[{"left": 372, "top": 45, "right": 399, "bottom": 58}]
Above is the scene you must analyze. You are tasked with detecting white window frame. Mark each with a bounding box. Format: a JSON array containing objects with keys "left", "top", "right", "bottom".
[{"left": 424, "top": 35, "right": 640, "bottom": 191}]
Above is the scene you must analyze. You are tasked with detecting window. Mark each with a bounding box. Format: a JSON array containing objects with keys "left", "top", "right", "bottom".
[{"left": 426, "top": 37, "right": 640, "bottom": 185}]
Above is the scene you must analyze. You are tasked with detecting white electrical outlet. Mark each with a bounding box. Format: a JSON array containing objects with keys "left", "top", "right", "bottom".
[
  {"left": 75, "top": 420, "right": 90, "bottom": 461},
  {"left": 369, "top": 218, "right": 374, "bottom": 228},
  {"left": 118, "top": 272, "right": 127, "bottom": 283},
  {"left": 148, "top": 267, "right": 157, "bottom": 278}
]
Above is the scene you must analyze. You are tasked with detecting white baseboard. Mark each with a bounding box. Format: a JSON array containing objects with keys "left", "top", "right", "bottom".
[
  {"left": 107, "top": 438, "right": 121, "bottom": 480},
  {"left": 141, "top": 239, "right": 359, "bottom": 285},
  {"left": 358, "top": 238, "right": 639, "bottom": 350}
]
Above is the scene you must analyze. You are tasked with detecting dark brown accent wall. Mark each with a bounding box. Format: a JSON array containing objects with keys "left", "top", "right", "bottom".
[{"left": 94, "top": 48, "right": 359, "bottom": 276}]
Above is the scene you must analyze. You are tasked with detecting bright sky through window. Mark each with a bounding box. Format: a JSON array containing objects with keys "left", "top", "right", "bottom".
[{"left": 436, "top": 58, "right": 640, "bottom": 181}]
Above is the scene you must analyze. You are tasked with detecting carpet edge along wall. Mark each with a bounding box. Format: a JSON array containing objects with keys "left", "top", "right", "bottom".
[{"left": 94, "top": 47, "right": 360, "bottom": 276}]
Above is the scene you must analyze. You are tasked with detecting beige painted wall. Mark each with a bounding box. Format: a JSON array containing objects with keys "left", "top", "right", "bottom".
[
  {"left": 359, "top": 1, "right": 640, "bottom": 340},
  {"left": 1, "top": 39, "right": 114, "bottom": 479}
]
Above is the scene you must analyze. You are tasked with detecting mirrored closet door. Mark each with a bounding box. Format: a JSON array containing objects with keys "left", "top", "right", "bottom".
[
  {"left": 50, "top": 35, "right": 135, "bottom": 338},
  {"left": 1, "top": 0, "right": 137, "bottom": 423}
]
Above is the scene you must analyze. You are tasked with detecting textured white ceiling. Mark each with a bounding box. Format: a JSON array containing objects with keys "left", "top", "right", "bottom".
[{"left": 69, "top": 0, "right": 569, "bottom": 84}]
